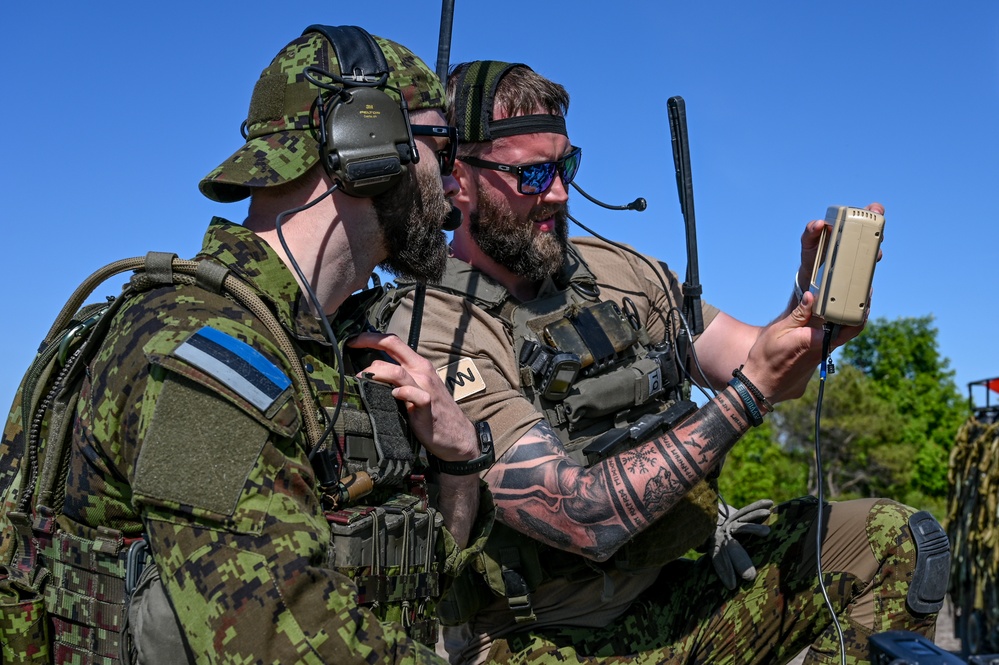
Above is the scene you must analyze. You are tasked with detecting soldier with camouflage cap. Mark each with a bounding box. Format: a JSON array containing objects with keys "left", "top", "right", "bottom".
[
  {"left": 1, "top": 26, "right": 486, "bottom": 664},
  {"left": 377, "top": 61, "right": 949, "bottom": 663}
]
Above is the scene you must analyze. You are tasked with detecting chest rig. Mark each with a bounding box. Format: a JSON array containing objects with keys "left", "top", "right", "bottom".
[
  {"left": 313, "top": 287, "right": 448, "bottom": 646},
  {"left": 379, "top": 245, "right": 719, "bottom": 625}
]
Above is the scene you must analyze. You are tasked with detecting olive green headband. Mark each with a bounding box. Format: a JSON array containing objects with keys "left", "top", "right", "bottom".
[{"left": 452, "top": 60, "right": 567, "bottom": 142}]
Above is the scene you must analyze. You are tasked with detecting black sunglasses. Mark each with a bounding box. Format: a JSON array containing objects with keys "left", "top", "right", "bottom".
[
  {"left": 460, "top": 146, "right": 582, "bottom": 195},
  {"left": 410, "top": 125, "right": 458, "bottom": 176}
]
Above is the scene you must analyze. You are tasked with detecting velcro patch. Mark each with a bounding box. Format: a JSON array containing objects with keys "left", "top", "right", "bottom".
[
  {"left": 172, "top": 326, "right": 291, "bottom": 412},
  {"left": 436, "top": 358, "right": 486, "bottom": 402},
  {"left": 134, "top": 373, "right": 268, "bottom": 521}
]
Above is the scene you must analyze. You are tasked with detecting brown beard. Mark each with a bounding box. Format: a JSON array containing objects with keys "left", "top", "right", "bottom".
[
  {"left": 469, "top": 187, "right": 568, "bottom": 283},
  {"left": 373, "top": 165, "right": 451, "bottom": 283}
]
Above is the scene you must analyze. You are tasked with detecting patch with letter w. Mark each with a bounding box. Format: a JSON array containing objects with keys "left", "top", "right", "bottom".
[{"left": 436, "top": 357, "right": 486, "bottom": 402}]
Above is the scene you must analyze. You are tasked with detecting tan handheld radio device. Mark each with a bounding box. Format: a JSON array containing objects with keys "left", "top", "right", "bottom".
[{"left": 809, "top": 206, "right": 885, "bottom": 326}]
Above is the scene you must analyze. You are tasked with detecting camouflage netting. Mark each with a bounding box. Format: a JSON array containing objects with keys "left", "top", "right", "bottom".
[{"left": 946, "top": 416, "right": 999, "bottom": 630}]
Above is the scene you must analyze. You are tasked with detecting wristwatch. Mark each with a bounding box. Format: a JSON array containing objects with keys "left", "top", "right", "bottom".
[{"left": 427, "top": 421, "right": 495, "bottom": 476}]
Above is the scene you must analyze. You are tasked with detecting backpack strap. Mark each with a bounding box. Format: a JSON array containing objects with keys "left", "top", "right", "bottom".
[{"left": 16, "top": 253, "right": 324, "bottom": 523}]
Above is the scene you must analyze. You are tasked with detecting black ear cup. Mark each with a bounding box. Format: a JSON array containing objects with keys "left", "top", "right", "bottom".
[
  {"left": 322, "top": 87, "right": 413, "bottom": 197},
  {"left": 305, "top": 25, "right": 418, "bottom": 198}
]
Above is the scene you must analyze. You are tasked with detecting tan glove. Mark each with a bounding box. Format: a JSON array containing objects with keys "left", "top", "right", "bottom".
[{"left": 708, "top": 500, "right": 773, "bottom": 590}]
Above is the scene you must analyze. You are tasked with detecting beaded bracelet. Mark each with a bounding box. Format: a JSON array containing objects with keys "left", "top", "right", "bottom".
[
  {"left": 732, "top": 367, "right": 775, "bottom": 413},
  {"left": 728, "top": 377, "right": 764, "bottom": 427}
]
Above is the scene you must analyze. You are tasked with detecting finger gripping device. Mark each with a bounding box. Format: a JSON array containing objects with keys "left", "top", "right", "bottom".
[{"left": 809, "top": 206, "right": 885, "bottom": 326}]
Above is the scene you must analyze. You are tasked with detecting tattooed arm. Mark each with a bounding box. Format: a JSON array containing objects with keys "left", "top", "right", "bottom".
[
  {"left": 484, "top": 387, "right": 753, "bottom": 561},
  {"left": 483, "top": 293, "right": 832, "bottom": 561}
]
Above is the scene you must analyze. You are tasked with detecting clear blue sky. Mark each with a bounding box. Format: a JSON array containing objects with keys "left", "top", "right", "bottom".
[{"left": 2, "top": 2, "right": 998, "bottom": 414}]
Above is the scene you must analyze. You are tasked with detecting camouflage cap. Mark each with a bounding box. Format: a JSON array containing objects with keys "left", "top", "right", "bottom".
[{"left": 200, "top": 28, "right": 444, "bottom": 203}]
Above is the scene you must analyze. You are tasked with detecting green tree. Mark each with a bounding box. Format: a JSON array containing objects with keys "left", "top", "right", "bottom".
[
  {"left": 771, "top": 364, "right": 908, "bottom": 499},
  {"left": 723, "top": 315, "right": 965, "bottom": 519},
  {"left": 718, "top": 420, "right": 809, "bottom": 507},
  {"left": 839, "top": 316, "right": 968, "bottom": 509}
]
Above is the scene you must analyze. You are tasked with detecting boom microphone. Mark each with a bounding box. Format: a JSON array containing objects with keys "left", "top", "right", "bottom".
[
  {"left": 571, "top": 182, "right": 646, "bottom": 211},
  {"left": 442, "top": 204, "right": 463, "bottom": 231}
]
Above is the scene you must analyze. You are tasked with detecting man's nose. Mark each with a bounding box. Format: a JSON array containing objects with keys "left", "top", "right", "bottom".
[
  {"left": 541, "top": 174, "right": 569, "bottom": 204},
  {"left": 442, "top": 172, "right": 460, "bottom": 198}
]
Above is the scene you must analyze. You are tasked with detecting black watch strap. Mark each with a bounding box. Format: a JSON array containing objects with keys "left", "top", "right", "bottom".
[{"left": 427, "top": 421, "right": 495, "bottom": 476}]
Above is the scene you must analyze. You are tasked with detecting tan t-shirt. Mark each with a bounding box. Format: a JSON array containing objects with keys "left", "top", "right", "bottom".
[{"left": 386, "top": 237, "right": 720, "bottom": 663}]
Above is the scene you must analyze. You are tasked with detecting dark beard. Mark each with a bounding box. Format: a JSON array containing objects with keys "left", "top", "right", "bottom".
[
  {"left": 372, "top": 166, "right": 450, "bottom": 283},
  {"left": 469, "top": 188, "right": 568, "bottom": 283}
]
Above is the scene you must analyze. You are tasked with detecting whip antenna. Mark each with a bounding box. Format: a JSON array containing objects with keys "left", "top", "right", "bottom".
[
  {"left": 409, "top": 0, "right": 458, "bottom": 351},
  {"left": 667, "top": 96, "right": 704, "bottom": 336}
]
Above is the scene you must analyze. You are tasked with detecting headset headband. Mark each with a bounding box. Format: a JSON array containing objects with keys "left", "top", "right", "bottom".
[
  {"left": 303, "top": 24, "right": 387, "bottom": 83},
  {"left": 453, "top": 60, "right": 567, "bottom": 142}
]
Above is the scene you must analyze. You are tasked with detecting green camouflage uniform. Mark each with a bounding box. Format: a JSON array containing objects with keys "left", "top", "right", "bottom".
[
  {"left": 2, "top": 25, "right": 468, "bottom": 664},
  {"left": 56, "top": 218, "right": 448, "bottom": 663},
  {"left": 483, "top": 497, "right": 937, "bottom": 664}
]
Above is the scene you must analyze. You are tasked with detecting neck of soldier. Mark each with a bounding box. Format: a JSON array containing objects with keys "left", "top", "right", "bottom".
[
  {"left": 245, "top": 179, "right": 385, "bottom": 317},
  {"left": 450, "top": 226, "right": 542, "bottom": 302}
]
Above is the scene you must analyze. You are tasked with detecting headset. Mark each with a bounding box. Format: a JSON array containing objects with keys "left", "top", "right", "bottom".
[{"left": 302, "top": 24, "right": 420, "bottom": 198}]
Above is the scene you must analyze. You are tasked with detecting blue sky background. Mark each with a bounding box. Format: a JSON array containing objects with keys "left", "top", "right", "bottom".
[{"left": 2, "top": 2, "right": 997, "bottom": 414}]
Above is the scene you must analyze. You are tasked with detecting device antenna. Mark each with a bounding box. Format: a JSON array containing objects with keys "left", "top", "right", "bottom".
[
  {"left": 409, "top": 0, "right": 458, "bottom": 352},
  {"left": 667, "top": 96, "right": 704, "bottom": 336},
  {"left": 436, "top": 0, "right": 456, "bottom": 82}
]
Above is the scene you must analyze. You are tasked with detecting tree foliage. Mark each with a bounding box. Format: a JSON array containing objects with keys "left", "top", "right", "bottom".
[
  {"left": 718, "top": 420, "right": 808, "bottom": 507},
  {"left": 724, "top": 315, "right": 967, "bottom": 519},
  {"left": 771, "top": 364, "right": 909, "bottom": 499},
  {"left": 839, "top": 316, "right": 968, "bottom": 509}
]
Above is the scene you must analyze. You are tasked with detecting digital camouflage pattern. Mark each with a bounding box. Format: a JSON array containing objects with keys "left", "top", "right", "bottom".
[
  {"left": 200, "top": 30, "right": 445, "bottom": 203},
  {"left": 487, "top": 497, "right": 937, "bottom": 665},
  {"left": 2, "top": 218, "right": 452, "bottom": 664},
  {"left": 0, "top": 594, "right": 48, "bottom": 663}
]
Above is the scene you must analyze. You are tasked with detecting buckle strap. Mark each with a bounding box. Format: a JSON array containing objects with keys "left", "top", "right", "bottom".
[{"left": 498, "top": 546, "right": 535, "bottom": 624}]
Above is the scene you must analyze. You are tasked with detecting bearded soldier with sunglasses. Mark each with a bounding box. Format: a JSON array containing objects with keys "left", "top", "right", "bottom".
[{"left": 376, "top": 61, "right": 947, "bottom": 664}]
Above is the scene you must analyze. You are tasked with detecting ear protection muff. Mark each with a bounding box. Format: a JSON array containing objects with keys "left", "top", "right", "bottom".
[{"left": 303, "top": 25, "right": 419, "bottom": 197}]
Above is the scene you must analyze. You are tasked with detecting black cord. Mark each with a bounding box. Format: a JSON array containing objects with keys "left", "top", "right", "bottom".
[
  {"left": 815, "top": 322, "right": 846, "bottom": 665},
  {"left": 569, "top": 203, "right": 843, "bottom": 661},
  {"left": 272, "top": 183, "right": 346, "bottom": 466}
]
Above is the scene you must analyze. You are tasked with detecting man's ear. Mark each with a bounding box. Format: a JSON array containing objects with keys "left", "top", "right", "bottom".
[{"left": 452, "top": 160, "right": 477, "bottom": 209}]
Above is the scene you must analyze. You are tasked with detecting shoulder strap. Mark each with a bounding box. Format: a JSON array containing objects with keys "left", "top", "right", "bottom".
[
  {"left": 430, "top": 258, "right": 511, "bottom": 310},
  {"left": 556, "top": 241, "right": 598, "bottom": 291},
  {"left": 132, "top": 255, "right": 325, "bottom": 452},
  {"left": 372, "top": 258, "right": 513, "bottom": 333},
  {"left": 12, "top": 253, "right": 324, "bottom": 519}
]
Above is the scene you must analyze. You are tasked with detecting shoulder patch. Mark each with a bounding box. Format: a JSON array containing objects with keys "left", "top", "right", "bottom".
[
  {"left": 436, "top": 358, "right": 486, "bottom": 402},
  {"left": 172, "top": 326, "right": 291, "bottom": 412},
  {"left": 134, "top": 372, "right": 270, "bottom": 523}
]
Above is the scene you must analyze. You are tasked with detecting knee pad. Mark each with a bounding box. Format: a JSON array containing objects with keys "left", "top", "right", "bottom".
[{"left": 906, "top": 510, "right": 950, "bottom": 614}]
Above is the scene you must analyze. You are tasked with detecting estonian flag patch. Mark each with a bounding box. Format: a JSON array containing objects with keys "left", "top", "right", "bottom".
[{"left": 174, "top": 326, "right": 292, "bottom": 412}]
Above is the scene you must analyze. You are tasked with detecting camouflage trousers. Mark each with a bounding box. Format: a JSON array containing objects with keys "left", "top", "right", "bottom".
[{"left": 488, "top": 497, "right": 938, "bottom": 665}]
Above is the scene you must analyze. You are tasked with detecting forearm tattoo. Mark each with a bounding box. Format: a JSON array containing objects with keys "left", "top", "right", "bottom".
[{"left": 486, "top": 388, "right": 751, "bottom": 561}]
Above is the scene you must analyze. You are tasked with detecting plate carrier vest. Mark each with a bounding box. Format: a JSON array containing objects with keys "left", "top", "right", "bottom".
[{"left": 372, "top": 244, "right": 719, "bottom": 625}]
